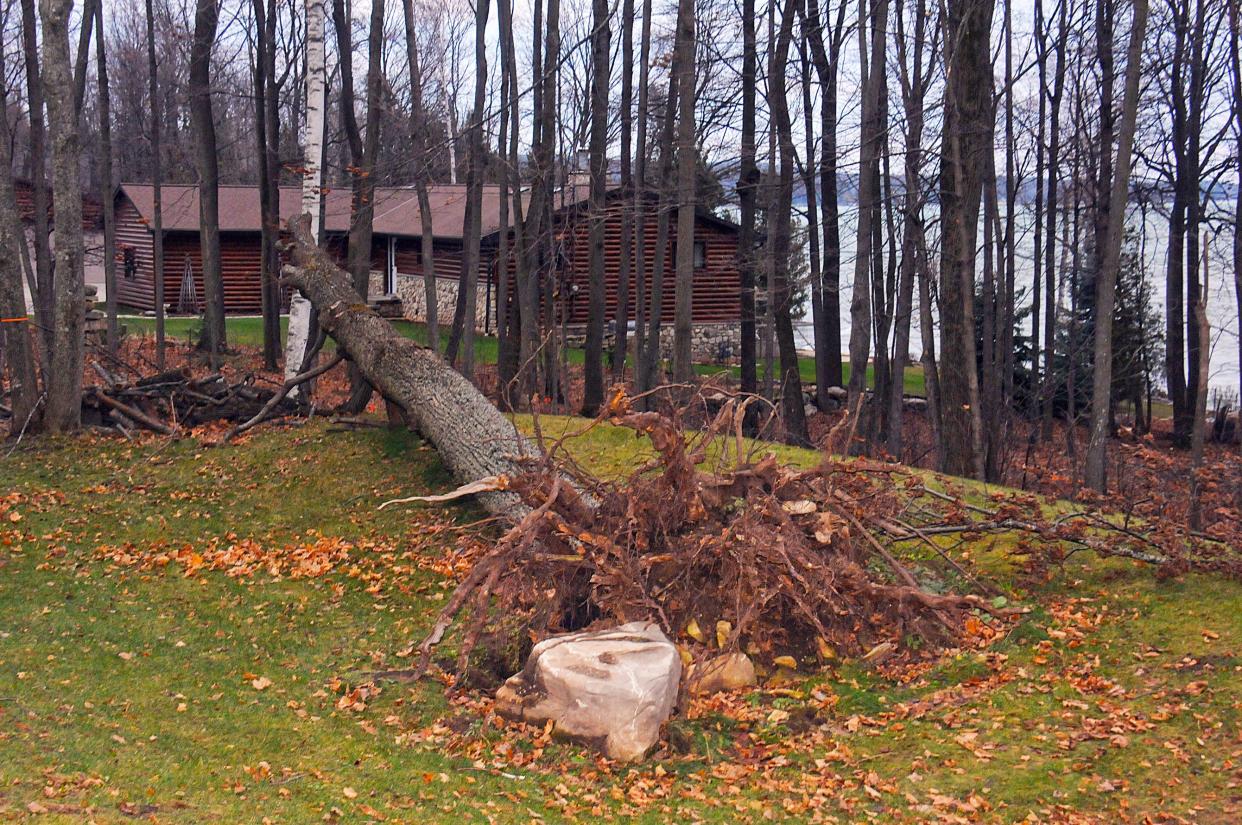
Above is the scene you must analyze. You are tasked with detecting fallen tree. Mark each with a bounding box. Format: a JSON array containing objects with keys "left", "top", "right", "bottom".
[{"left": 281, "top": 214, "right": 539, "bottom": 517}]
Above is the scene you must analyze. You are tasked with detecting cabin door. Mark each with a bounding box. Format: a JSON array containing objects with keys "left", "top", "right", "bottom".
[{"left": 385, "top": 237, "right": 397, "bottom": 296}]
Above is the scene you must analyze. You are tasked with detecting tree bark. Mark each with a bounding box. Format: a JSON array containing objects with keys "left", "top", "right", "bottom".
[
  {"left": 93, "top": 0, "right": 118, "bottom": 355},
  {"left": 611, "top": 0, "right": 635, "bottom": 381},
  {"left": 401, "top": 0, "right": 441, "bottom": 356},
  {"left": 1085, "top": 0, "right": 1147, "bottom": 492},
  {"left": 282, "top": 215, "right": 538, "bottom": 519},
  {"left": 769, "top": 0, "right": 808, "bottom": 445},
  {"left": 804, "top": 0, "right": 847, "bottom": 398},
  {"left": 887, "top": 0, "right": 932, "bottom": 459},
  {"left": 145, "top": 0, "right": 167, "bottom": 369},
  {"left": 938, "top": 0, "right": 993, "bottom": 480},
  {"left": 847, "top": 0, "right": 889, "bottom": 414},
  {"left": 286, "top": 0, "right": 328, "bottom": 390},
  {"left": 671, "top": 0, "right": 697, "bottom": 383},
  {"left": 333, "top": 0, "right": 386, "bottom": 411},
  {"left": 737, "top": 0, "right": 759, "bottom": 410},
  {"left": 20, "top": 0, "right": 53, "bottom": 364},
  {"left": 445, "top": 0, "right": 489, "bottom": 378},
  {"left": 0, "top": 31, "right": 40, "bottom": 432},
  {"left": 581, "top": 0, "right": 611, "bottom": 414},
  {"left": 39, "top": 0, "right": 85, "bottom": 432},
  {"left": 190, "top": 0, "right": 226, "bottom": 361}
]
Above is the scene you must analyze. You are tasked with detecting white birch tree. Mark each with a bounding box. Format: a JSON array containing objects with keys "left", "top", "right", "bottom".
[{"left": 285, "top": 0, "right": 327, "bottom": 391}]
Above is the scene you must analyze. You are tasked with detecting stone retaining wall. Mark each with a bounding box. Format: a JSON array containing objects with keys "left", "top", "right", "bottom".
[{"left": 393, "top": 273, "right": 490, "bottom": 331}]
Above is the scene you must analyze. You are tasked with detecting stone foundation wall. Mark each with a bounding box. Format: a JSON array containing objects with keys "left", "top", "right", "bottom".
[
  {"left": 564, "top": 322, "right": 741, "bottom": 365},
  {"left": 394, "top": 273, "right": 490, "bottom": 331}
]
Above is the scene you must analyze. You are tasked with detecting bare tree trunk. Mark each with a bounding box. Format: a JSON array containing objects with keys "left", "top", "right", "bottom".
[
  {"left": 671, "top": 0, "right": 697, "bottom": 383},
  {"left": 92, "top": 0, "right": 118, "bottom": 355},
  {"left": 637, "top": 20, "right": 682, "bottom": 398},
  {"left": 494, "top": 8, "right": 515, "bottom": 403},
  {"left": 286, "top": 0, "right": 327, "bottom": 389},
  {"left": 445, "top": 0, "right": 490, "bottom": 378},
  {"left": 769, "top": 0, "right": 808, "bottom": 444},
  {"left": 1086, "top": 0, "right": 1147, "bottom": 492},
  {"left": 39, "top": 0, "right": 85, "bottom": 432},
  {"left": 581, "top": 0, "right": 611, "bottom": 414},
  {"left": 938, "top": 0, "right": 993, "bottom": 480},
  {"left": 805, "top": 0, "right": 847, "bottom": 399},
  {"left": 333, "top": 0, "right": 386, "bottom": 411},
  {"left": 632, "top": 0, "right": 653, "bottom": 374},
  {"left": 1188, "top": 232, "right": 1210, "bottom": 529},
  {"left": 887, "top": 0, "right": 932, "bottom": 459},
  {"left": 0, "top": 31, "right": 40, "bottom": 431},
  {"left": 797, "top": 34, "right": 823, "bottom": 413},
  {"left": 847, "top": 0, "right": 889, "bottom": 415},
  {"left": 401, "top": 0, "right": 440, "bottom": 356},
  {"left": 20, "top": 0, "right": 53, "bottom": 364},
  {"left": 252, "top": 0, "right": 282, "bottom": 370},
  {"left": 190, "top": 0, "right": 226, "bottom": 362},
  {"left": 145, "top": 0, "right": 166, "bottom": 369},
  {"left": 498, "top": 0, "right": 534, "bottom": 399},
  {"left": 1231, "top": 0, "right": 1242, "bottom": 438},
  {"left": 1041, "top": 0, "right": 1068, "bottom": 439},
  {"left": 737, "top": 0, "right": 759, "bottom": 410},
  {"left": 611, "top": 0, "right": 635, "bottom": 381}
]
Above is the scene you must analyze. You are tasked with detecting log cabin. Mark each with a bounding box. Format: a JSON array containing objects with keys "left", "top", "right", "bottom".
[{"left": 112, "top": 182, "right": 746, "bottom": 360}]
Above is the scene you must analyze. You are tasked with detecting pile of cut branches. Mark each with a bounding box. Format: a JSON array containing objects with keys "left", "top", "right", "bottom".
[
  {"left": 405, "top": 393, "right": 1017, "bottom": 681},
  {"left": 81, "top": 367, "right": 302, "bottom": 436}
]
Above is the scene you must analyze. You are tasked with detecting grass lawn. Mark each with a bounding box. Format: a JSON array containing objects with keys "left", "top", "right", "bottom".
[
  {"left": 122, "top": 315, "right": 927, "bottom": 395},
  {"left": 1, "top": 421, "right": 1236, "bottom": 822}
]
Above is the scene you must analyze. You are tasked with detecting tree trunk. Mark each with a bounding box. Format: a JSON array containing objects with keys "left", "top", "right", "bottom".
[
  {"left": 1231, "top": 0, "right": 1242, "bottom": 439},
  {"left": 737, "top": 0, "right": 759, "bottom": 410},
  {"left": 1085, "top": 0, "right": 1147, "bottom": 492},
  {"left": 797, "top": 34, "right": 823, "bottom": 419},
  {"left": 611, "top": 0, "right": 635, "bottom": 382},
  {"left": 20, "top": 0, "right": 53, "bottom": 365},
  {"left": 1188, "top": 233, "right": 1210, "bottom": 529},
  {"left": 938, "top": 0, "right": 993, "bottom": 480},
  {"left": 581, "top": 0, "right": 611, "bottom": 414},
  {"left": 671, "top": 0, "right": 697, "bottom": 383},
  {"left": 333, "top": 0, "right": 386, "bottom": 411},
  {"left": 282, "top": 215, "right": 540, "bottom": 518},
  {"left": 887, "top": 0, "right": 931, "bottom": 459},
  {"left": 39, "top": 0, "right": 85, "bottom": 433},
  {"left": 286, "top": 0, "right": 328, "bottom": 389},
  {"left": 637, "top": 20, "right": 682, "bottom": 398},
  {"left": 401, "top": 0, "right": 440, "bottom": 356},
  {"left": 769, "top": 0, "right": 808, "bottom": 445},
  {"left": 0, "top": 31, "right": 40, "bottom": 432},
  {"left": 847, "top": 0, "right": 889, "bottom": 414},
  {"left": 632, "top": 0, "right": 653, "bottom": 374},
  {"left": 145, "top": 0, "right": 167, "bottom": 369},
  {"left": 1041, "top": 0, "right": 1068, "bottom": 439},
  {"left": 445, "top": 0, "right": 490, "bottom": 378},
  {"left": 190, "top": 0, "right": 226, "bottom": 361},
  {"left": 93, "top": 0, "right": 118, "bottom": 355},
  {"left": 252, "top": 0, "right": 282, "bottom": 371}
]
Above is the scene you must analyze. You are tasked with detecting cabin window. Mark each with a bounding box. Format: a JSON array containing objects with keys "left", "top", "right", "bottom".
[
  {"left": 693, "top": 241, "right": 707, "bottom": 269},
  {"left": 122, "top": 246, "right": 137, "bottom": 280}
]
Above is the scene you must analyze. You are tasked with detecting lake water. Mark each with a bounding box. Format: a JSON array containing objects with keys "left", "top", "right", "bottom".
[{"left": 789, "top": 204, "right": 1241, "bottom": 400}]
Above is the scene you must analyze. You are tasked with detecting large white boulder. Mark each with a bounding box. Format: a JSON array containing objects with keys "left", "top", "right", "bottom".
[{"left": 494, "top": 622, "right": 681, "bottom": 761}]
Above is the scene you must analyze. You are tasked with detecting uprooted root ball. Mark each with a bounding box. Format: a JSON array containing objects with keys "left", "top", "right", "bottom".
[{"left": 406, "top": 394, "right": 1012, "bottom": 682}]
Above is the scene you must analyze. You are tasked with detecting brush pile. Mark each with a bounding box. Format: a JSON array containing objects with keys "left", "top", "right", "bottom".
[
  {"left": 81, "top": 367, "right": 300, "bottom": 436},
  {"left": 406, "top": 392, "right": 1017, "bottom": 682}
]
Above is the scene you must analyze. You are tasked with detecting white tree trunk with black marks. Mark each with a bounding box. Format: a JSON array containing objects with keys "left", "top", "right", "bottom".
[{"left": 286, "top": 0, "right": 327, "bottom": 390}]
